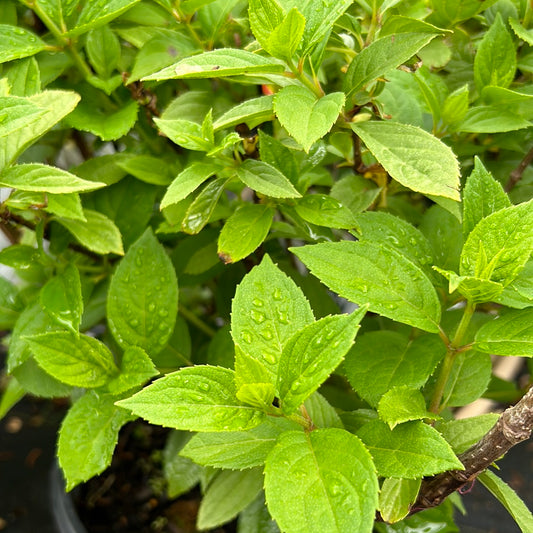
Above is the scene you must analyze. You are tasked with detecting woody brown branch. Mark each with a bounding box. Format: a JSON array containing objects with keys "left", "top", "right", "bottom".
[{"left": 413, "top": 385, "right": 533, "bottom": 513}]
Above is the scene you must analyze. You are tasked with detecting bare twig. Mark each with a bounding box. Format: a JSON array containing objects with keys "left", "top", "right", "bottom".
[{"left": 505, "top": 144, "right": 533, "bottom": 192}]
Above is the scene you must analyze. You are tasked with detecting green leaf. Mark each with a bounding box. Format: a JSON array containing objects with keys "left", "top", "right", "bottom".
[
  {"left": 213, "top": 95, "right": 274, "bottom": 131},
  {"left": 474, "top": 13, "right": 516, "bottom": 91},
  {"left": 344, "top": 331, "right": 445, "bottom": 407},
  {"left": 86, "top": 26, "right": 121, "bottom": 79},
  {"left": 457, "top": 105, "right": 531, "bottom": 133},
  {"left": 248, "top": 0, "right": 284, "bottom": 51},
  {"left": 236, "top": 159, "right": 301, "bottom": 198},
  {"left": 429, "top": 0, "right": 499, "bottom": 26},
  {"left": 238, "top": 492, "right": 280, "bottom": 533},
  {"left": 0, "top": 164, "right": 105, "bottom": 193},
  {"left": 344, "top": 33, "right": 441, "bottom": 96},
  {"left": 68, "top": 0, "right": 142, "bottom": 37},
  {"left": 142, "top": 49, "right": 285, "bottom": 80},
  {"left": 496, "top": 261, "right": 533, "bottom": 309},
  {"left": 218, "top": 204, "right": 274, "bottom": 263},
  {"left": 379, "top": 478, "right": 421, "bottom": 523},
  {"left": 303, "top": 391, "right": 343, "bottom": 429},
  {"left": 237, "top": 382, "right": 276, "bottom": 410},
  {"left": 154, "top": 118, "right": 213, "bottom": 151},
  {"left": 117, "top": 365, "right": 265, "bottom": 431},
  {"left": 478, "top": 470, "right": 533, "bottom": 533},
  {"left": 266, "top": 8, "right": 306, "bottom": 61},
  {"left": 509, "top": 17, "right": 533, "bottom": 46},
  {"left": 434, "top": 268, "right": 504, "bottom": 304},
  {"left": 441, "top": 84, "right": 469, "bottom": 127},
  {"left": 105, "top": 346, "right": 158, "bottom": 395},
  {"left": 278, "top": 308, "right": 367, "bottom": 414},
  {"left": 231, "top": 255, "right": 314, "bottom": 384},
  {"left": 39, "top": 264, "right": 83, "bottom": 334},
  {"left": 378, "top": 387, "right": 439, "bottom": 429},
  {"left": 0, "top": 276, "right": 23, "bottom": 330},
  {"left": 474, "top": 309, "right": 533, "bottom": 357},
  {"left": 0, "top": 96, "right": 45, "bottom": 138},
  {"left": 0, "top": 24, "right": 46, "bottom": 64},
  {"left": 357, "top": 420, "right": 463, "bottom": 478},
  {"left": 462, "top": 157, "right": 511, "bottom": 239},
  {"left": 258, "top": 130, "right": 298, "bottom": 185},
  {"left": 4, "top": 57, "right": 41, "bottom": 96},
  {"left": 435, "top": 414, "right": 499, "bottom": 453},
  {"left": 460, "top": 200, "right": 533, "bottom": 285},
  {"left": 181, "top": 176, "right": 229, "bottom": 234},
  {"left": 27, "top": 332, "right": 119, "bottom": 388},
  {"left": 107, "top": 228, "right": 178, "bottom": 355},
  {"left": 0, "top": 376, "right": 25, "bottom": 420},
  {"left": 182, "top": 418, "right": 301, "bottom": 469},
  {"left": 56, "top": 209, "right": 124, "bottom": 255},
  {"left": 294, "top": 194, "right": 358, "bottom": 229},
  {"left": 58, "top": 391, "right": 134, "bottom": 491},
  {"left": 292, "top": 241, "right": 441, "bottom": 332},
  {"left": 274, "top": 87, "right": 344, "bottom": 152},
  {"left": 354, "top": 211, "right": 434, "bottom": 273},
  {"left": 163, "top": 431, "right": 202, "bottom": 498},
  {"left": 0, "top": 91, "right": 80, "bottom": 172},
  {"left": 46, "top": 193, "right": 85, "bottom": 221},
  {"left": 115, "top": 155, "right": 173, "bottom": 186},
  {"left": 351, "top": 121, "right": 460, "bottom": 201},
  {"left": 198, "top": 468, "right": 264, "bottom": 530},
  {"left": 161, "top": 162, "right": 220, "bottom": 209},
  {"left": 264, "top": 429, "right": 378, "bottom": 533},
  {"left": 330, "top": 174, "right": 381, "bottom": 214}
]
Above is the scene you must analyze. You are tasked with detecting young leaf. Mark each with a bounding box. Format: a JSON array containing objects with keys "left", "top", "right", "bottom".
[
  {"left": 154, "top": 118, "right": 213, "bottom": 151},
  {"left": 213, "top": 95, "right": 275, "bottom": 131},
  {"left": 264, "top": 429, "right": 378, "bottom": 533},
  {"left": 478, "top": 470, "right": 533, "bottom": 533},
  {"left": 294, "top": 194, "right": 358, "bottom": 229},
  {"left": 292, "top": 241, "right": 441, "bottom": 332},
  {"left": 231, "top": 255, "right": 314, "bottom": 383},
  {"left": 27, "top": 332, "right": 119, "bottom": 388},
  {"left": 462, "top": 157, "right": 510, "bottom": 239},
  {"left": 435, "top": 414, "right": 499, "bottom": 453},
  {"left": 379, "top": 478, "right": 421, "bottom": 524},
  {"left": 85, "top": 26, "right": 121, "bottom": 79},
  {"left": 457, "top": 105, "right": 531, "bottom": 133},
  {"left": 0, "top": 24, "right": 46, "bottom": 63},
  {"left": 303, "top": 392, "right": 343, "bottom": 429},
  {"left": 115, "top": 155, "right": 173, "bottom": 186},
  {"left": 441, "top": 84, "right": 469, "bottom": 127},
  {"left": 58, "top": 391, "right": 134, "bottom": 491},
  {"left": 277, "top": 308, "right": 367, "bottom": 414},
  {"left": 236, "top": 159, "right": 301, "bottom": 198},
  {"left": 161, "top": 162, "right": 220, "bottom": 209},
  {"left": 344, "top": 33, "right": 441, "bottom": 96},
  {"left": 181, "top": 418, "right": 301, "bottom": 470},
  {"left": 57, "top": 209, "right": 124, "bottom": 255},
  {"left": 105, "top": 346, "right": 158, "bottom": 395},
  {"left": 197, "top": 468, "right": 264, "bottom": 530},
  {"left": 460, "top": 200, "right": 533, "bottom": 285},
  {"left": 378, "top": 387, "right": 439, "bottom": 429},
  {"left": 434, "top": 268, "right": 504, "bottom": 304},
  {"left": 218, "top": 204, "right": 275, "bottom": 264},
  {"left": 357, "top": 420, "right": 463, "bottom": 478},
  {"left": 344, "top": 332, "right": 445, "bottom": 407},
  {"left": 274, "top": 87, "right": 344, "bottom": 152},
  {"left": 474, "top": 309, "right": 533, "bottom": 357},
  {"left": 107, "top": 228, "right": 178, "bottom": 355},
  {"left": 39, "top": 264, "right": 83, "bottom": 334},
  {"left": 0, "top": 276, "right": 23, "bottom": 330},
  {"left": 258, "top": 130, "right": 298, "bottom": 185},
  {"left": 116, "top": 365, "right": 265, "bottom": 431},
  {"left": 4, "top": 57, "right": 41, "bottom": 97},
  {"left": 496, "top": 261, "right": 533, "bottom": 309},
  {"left": 266, "top": 8, "right": 306, "bottom": 61},
  {"left": 46, "top": 193, "right": 85, "bottom": 221},
  {"left": 474, "top": 13, "right": 516, "bottom": 91},
  {"left": 142, "top": 49, "right": 285, "bottom": 80},
  {"left": 248, "top": 0, "right": 284, "bottom": 51},
  {"left": 351, "top": 121, "right": 460, "bottom": 201}
]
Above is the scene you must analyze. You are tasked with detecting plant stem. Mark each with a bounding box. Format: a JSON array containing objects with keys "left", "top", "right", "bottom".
[
  {"left": 505, "top": 144, "right": 533, "bottom": 192},
  {"left": 429, "top": 301, "right": 476, "bottom": 413},
  {"left": 286, "top": 59, "right": 324, "bottom": 97},
  {"left": 178, "top": 303, "right": 216, "bottom": 338}
]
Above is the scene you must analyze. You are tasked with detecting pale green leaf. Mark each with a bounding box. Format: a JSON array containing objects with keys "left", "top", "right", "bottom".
[
  {"left": 142, "top": 49, "right": 285, "bottom": 80},
  {"left": 266, "top": 8, "right": 306, "bottom": 61},
  {"left": 496, "top": 261, "right": 533, "bottom": 309},
  {"left": 58, "top": 391, "right": 134, "bottom": 491},
  {"left": 39, "top": 264, "right": 83, "bottom": 334},
  {"left": 213, "top": 95, "right": 274, "bottom": 131},
  {"left": 107, "top": 228, "right": 178, "bottom": 355},
  {"left": 236, "top": 159, "right": 301, "bottom": 198},
  {"left": 56, "top": 209, "right": 124, "bottom": 255},
  {"left": 278, "top": 308, "right": 367, "bottom": 414},
  {"left": 0, "top": 164, "right": 105, "bottom": 193},
  {"left": 4, "top": 57, "right": 41, "bottom": 96},
  {"left": 379, "top": 478, "right": 421, "bottom": 523},
  {"left": 27, "top": 332, "right": 119, "bottom": 388},
  {"left": 105, "top": 346, "right": 158, "bottom": 395},
  {"left": 46, "top": 193, "right": 85, "bottom": 221},
  {"left": 458, "top": 105, "right": 531, "bottom": 133},
  {"left": 154, "top": 117, "right": 213, "bottom": 151},
  {"left": 351, "top": 121, "right": 460, "bottom": 201},
  {"left": 0, "top": 96, "right": 45, "bottom": 138},
  {"left": 248, "top": 0, "right": 284, "bottom": 50},
  {"left": 434, "top": 268, "right": 504, "bottom": 304},
  {"left": 435, "top": 414, "right": 499, "bottom": 453},
  {"left": 344, "top": 331, "right": 445, "bottom": 407},
  {"left": 0, "top": 24, "right": 46, "bottom": 63},
  {"left": 116, "top": 365, "right": 265, "bottom": 431},
  {"left": 378, "top": 387, "right": 438, "bottom": 429},
  {"left": 357, "top": 420, "right": 463, "bottom": 478},
  {"left": 198, "top": 468, "right": 264, "bottom": 530},
  {"left": 116, "top": 155, "right": 173, "bottom": 186},
  {"left": 479, "top": 470, "right": 533, "bottom": 533},
  {"left": 274, "top": 87, "right": 344, "bottom": 152},
  {"left": 474, "top": 309, "right": 533, "bottom": 357},
  {"left": 218, "top": 204, "right": 274, "bottom": 264},
  {"left": 264, "top": 429, "right": 378, "bottom": 533},
  {"left": 292, "top": 241, "right": 441, "bottom": 332}
]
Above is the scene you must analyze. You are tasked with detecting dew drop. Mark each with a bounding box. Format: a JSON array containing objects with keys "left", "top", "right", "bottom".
[
  {"left": 250, "top": 309, "right": 265, "bottom": 324},
  {"left": 252, "top": 298, "right": 264, "bottom": 307},
  {"left": 313, "top": 335, "right": 324, "bottom": 347},
  {"left": 148, "top": 303, "right": 156, "bottom": 312},
  {"left": 135, "top": 256, "right": 143, "bottom": 267},
  {"left": 360, "top": 284, "right": 368, "bottom": 293},
  {"left": 273, "top": 288, "right": 283, "bottom": 301},
  {"left": 325, "top": 329, "right": 336, "bottom": 340},
  {"left": 277, "top": 310, "right": 289, "bottom": 324},
  {"left": 260, "top": 328, "right": 273, "bottom": 340},
  {"left": 241, "top": 331, "right": 253, "bottom": 343},
  {"left": 198, "top": 382, "right": 210, "bottom": 392},
  {"left": 130, "top": 319, "right": 139, "bottom": 327},
  {"left": 385, "top": 303, "right": 398, "bottom": 310},
  {"left": 263, "top": 351, "right": 277, "bottom": 364},
  {"left": 158, "top": 309, "right": 168, "bottom": 317}
]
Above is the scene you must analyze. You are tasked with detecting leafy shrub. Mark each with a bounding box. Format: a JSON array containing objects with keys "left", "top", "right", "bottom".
[{"left": 1, "top": 0, "right": 533, "bottom": 531}]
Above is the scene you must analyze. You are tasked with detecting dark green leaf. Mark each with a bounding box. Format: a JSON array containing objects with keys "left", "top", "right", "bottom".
[
  {"left": 295, "top": 194, "right": 358, "bottom": 229},
  {"left": 213, "top": 95, "right": 274, "bottom": 131},
  {"left": 163, "top": 431, "right": 202, "bottom": 498}
]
